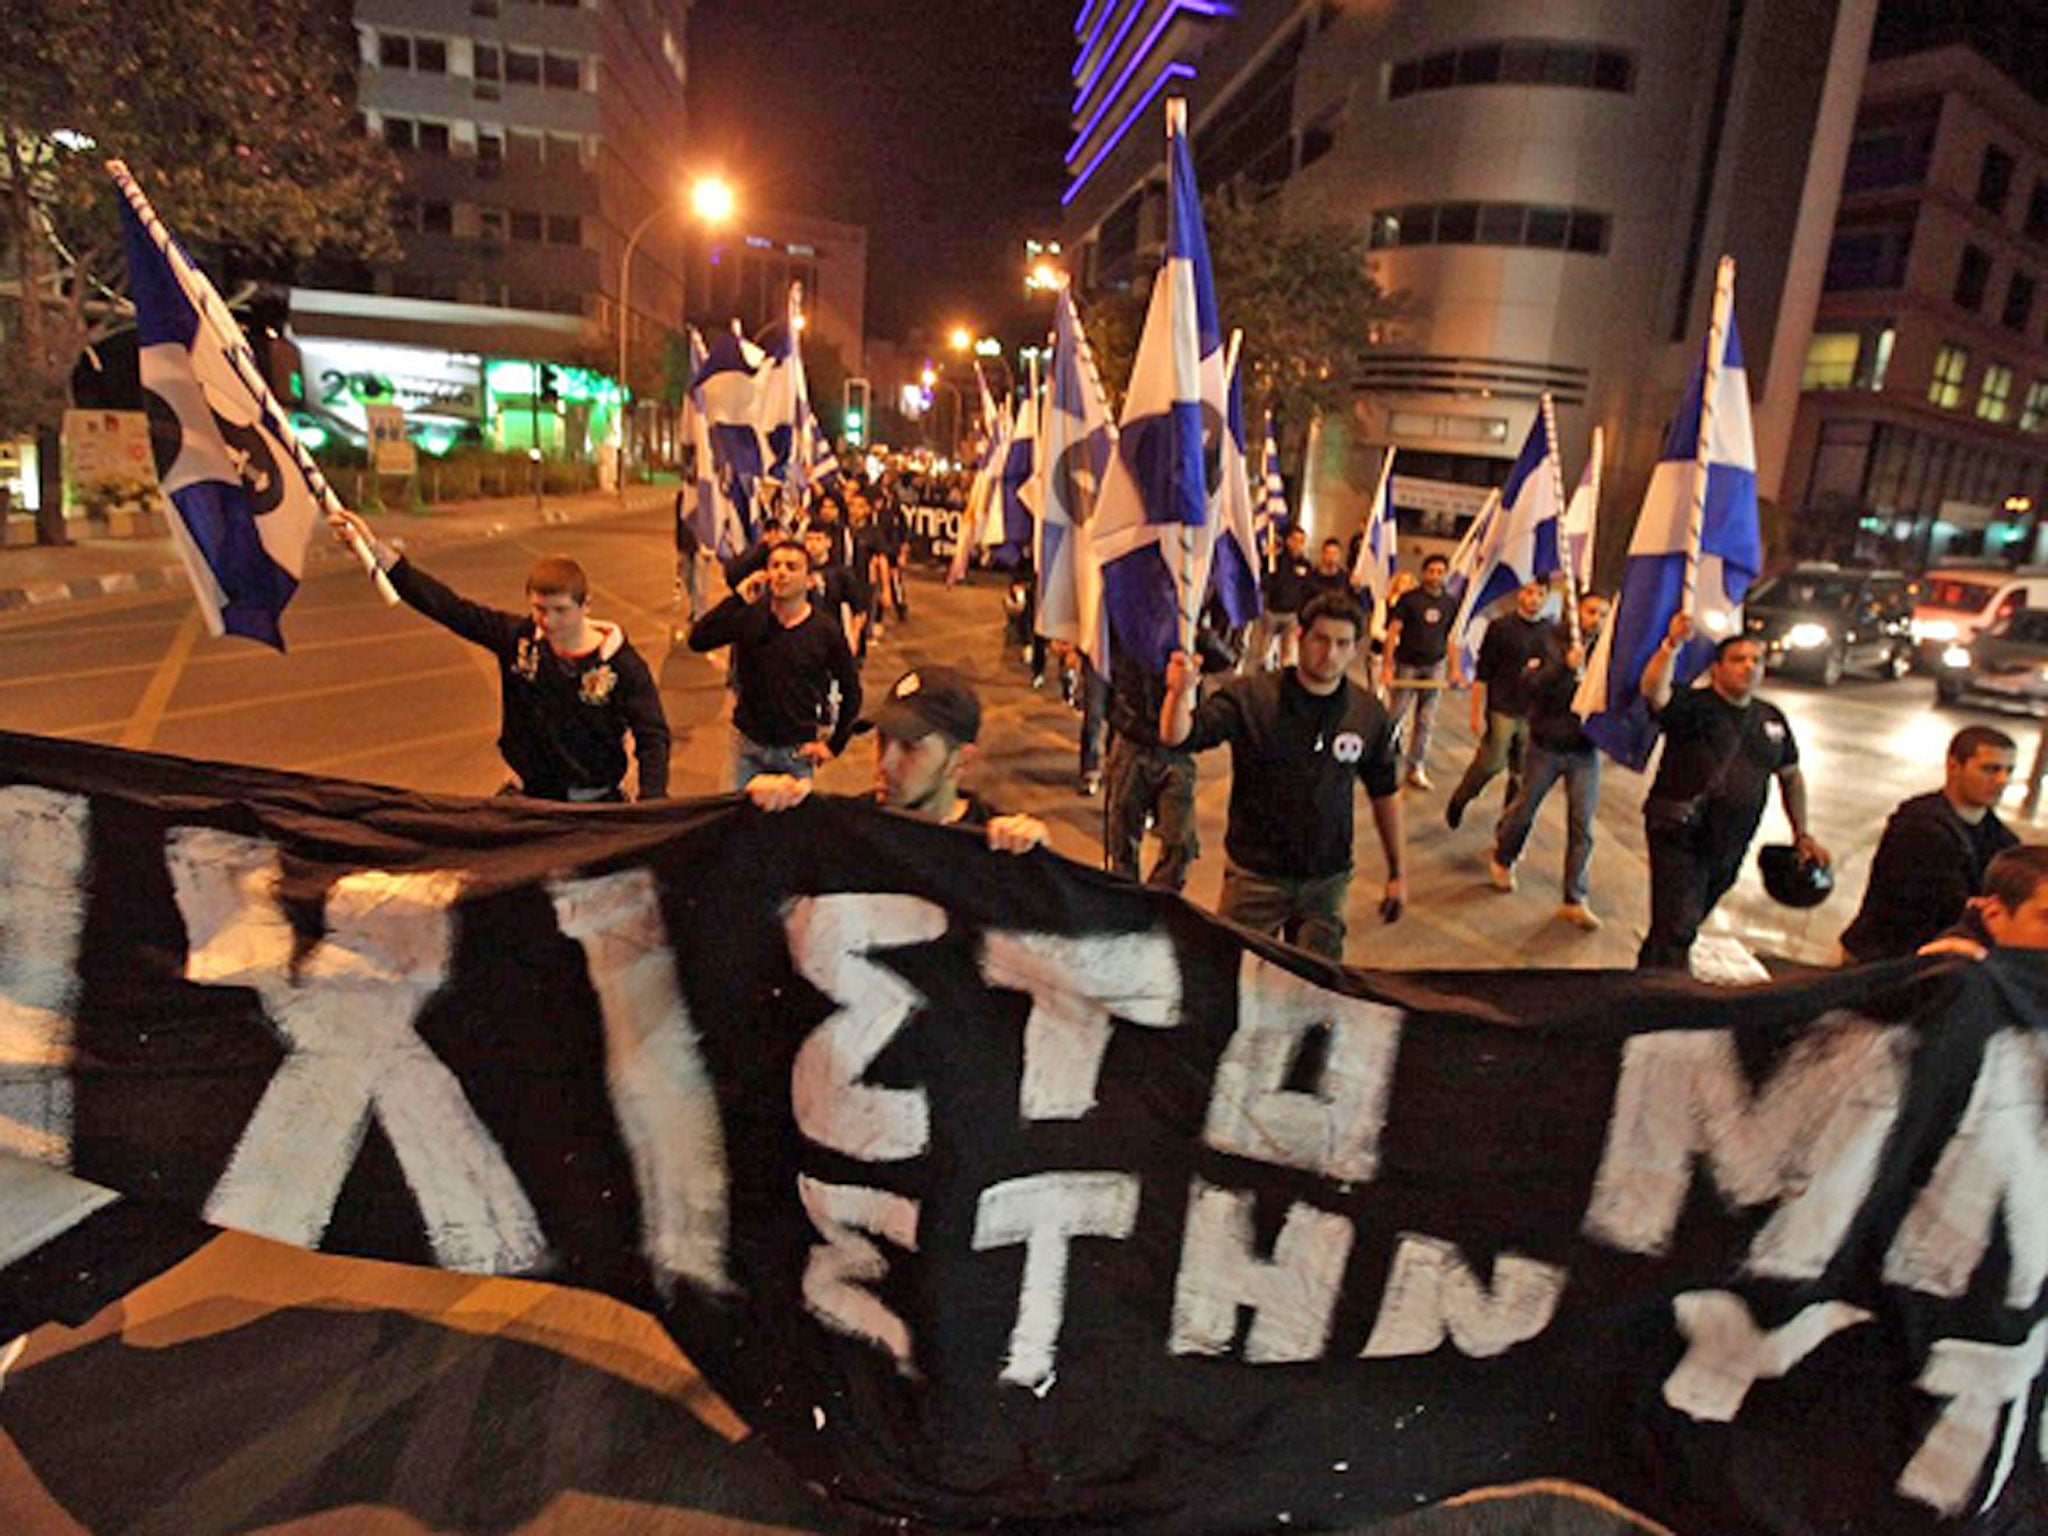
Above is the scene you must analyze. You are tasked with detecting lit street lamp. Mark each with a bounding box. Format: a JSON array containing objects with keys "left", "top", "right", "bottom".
[{"left": 617, "top": 175, "right": 734, "bottom": 496}]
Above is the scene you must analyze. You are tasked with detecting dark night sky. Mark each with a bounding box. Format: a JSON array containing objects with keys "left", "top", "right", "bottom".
[{"left": 689, "top": 0, "right": 1073, "bottom": 346}]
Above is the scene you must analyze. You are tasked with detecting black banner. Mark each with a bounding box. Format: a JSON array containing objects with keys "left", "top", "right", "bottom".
[{"left": 0, "top": 729, "right": 2042, "bottom": 1534}]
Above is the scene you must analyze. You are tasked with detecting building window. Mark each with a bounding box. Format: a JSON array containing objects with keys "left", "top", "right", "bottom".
[
  {"left": 2005, "top": 272, "right": 2037, "bottom": 332},
  {"left": 382, "top": 116, "right": 415, "bottom": 152},
  {"left": 1929, "top": 342, "right": 1970, "bottom": 409},
  {"left": 414, "top": 37, "right": 447, "bottom": 74},
  {"left": 546, "top": 214, "right": 581, "bottom": 246},
  {"left": 1978, "top": 364, "right": 2014, "bottom": 423},
  {"left": 1388, "top": 38, "right": 1633, "bottom": 99},
  {"left": 2020, "top": 380, "right": 2048, "bottom": 433},
  {"left": 1367, "top": 201, "right": 1607, "bottom": 254},
  {"left": 420, "top": 200, "right": 453, "bottom": 236},
  {"left": 379, "top": 33, "right": 412, "bottom": 69},
  {"left": 506, "top": 48, "right": 541, "bottom": 86},
  {"left": 416, "top": 121, "right": 450, "bottom": 157},
  {"left": 1954, "top": 245, "right": 1993, "bottom": 311},
  {"left": 510, "top": 210, "right": 544, "bottom": 243},
  {"left": 547, "top": 132, "right": 584, "bottom": 168},
  {"left": 476, "top": 129, "right": 504, "bottom": 174},
  {"left": 475, "top": 44, "right": 500, "bottom": 81},
  {"left": 1842, "top": 110, "right": 1938, "bottom": 193},
  {"left": 1978, "top": 145, "right": 2015, "bottom": 215},
  {"left": 1822, "top": 217, "right": 1913, "bottom": 291},
  {"left": 1801, "top": 332, "right": 1859, "bottom": 390},
  {"left": 543, "top": 52, "right": 581, "bottom": 90},
  {"left": 478, "top": 207, "right": 505, "bottom": 243}
]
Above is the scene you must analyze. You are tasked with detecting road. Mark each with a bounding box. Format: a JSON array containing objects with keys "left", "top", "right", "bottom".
[{"left": 2, "top": 501, "right": 2038, "bottom": 969}]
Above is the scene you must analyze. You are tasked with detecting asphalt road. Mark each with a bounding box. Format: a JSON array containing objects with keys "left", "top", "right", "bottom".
[{"left": 2, "top": 500, "right": 2039, "bottom": 970}]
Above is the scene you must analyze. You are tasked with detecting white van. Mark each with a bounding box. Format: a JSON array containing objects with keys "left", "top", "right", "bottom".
[{"left": 1911, "top": 566, "right": 2048, "bottom": 667}]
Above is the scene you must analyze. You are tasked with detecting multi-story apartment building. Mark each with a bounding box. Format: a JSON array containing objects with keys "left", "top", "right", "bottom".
[
  {"left": 1782, "top": 45, "right": 2048, "bottom": 565},
  {"left": 1064, "top": 0, "right": 1878, "bottom": 565}
]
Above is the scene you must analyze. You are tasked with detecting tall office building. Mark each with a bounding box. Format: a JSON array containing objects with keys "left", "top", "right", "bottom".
[
  {"left": 1065, "top": 0, "right": 1878, "bottom": 559},
  {"left": 704, "top": 210, "right": 869, "bottom": 381},
  {"left": 286, "top": 0, "right": 697, "bottom": 461},
  {"left": 1782, "top": 45, "right": 2048, "bottom": 564}
]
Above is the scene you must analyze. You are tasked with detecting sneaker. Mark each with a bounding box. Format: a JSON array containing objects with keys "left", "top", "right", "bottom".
[
  {"left": 1079, "top": 771, "right": 1102, "bottom": 797},
  {"left": 1445, "top": 798, "right": 1465, "bottom": 830},
  {"left": 1487, "top": 856, "right": 1516, "bottom": 892},
  {"left": 1405, "top": 767, "right": 1432, "bottom": 790},
  {"left": 1558, "top": 901, "right": 1602, "bottom": 931}
]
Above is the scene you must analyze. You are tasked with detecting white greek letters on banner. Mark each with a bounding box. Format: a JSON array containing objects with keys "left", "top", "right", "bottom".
[
  {"left": 1897, "top": 1322, "right": 2047, "bottom": 1516},
  {"left": 0, "top": 787, "right": 89, "bottom": 1168},
  {"left": 550, "top": 868, "right": 732, "bottom": 1296},
  {"left": 1582, "top": 1019, "right": 1907, "bottom": 1276},
  {"left": 1360, "top": 1234, "right": 1567, "bottom": 1361},
  {"left": 167, "top": 829, "right": 548, "bottom": 1272},
  {"left": 786, "top": 895, "right": 947, "bottom": 1160},
  {"left": 1169, "top": 1178, "right": 1352, "bottom": 1363},
  {"left": 1204, "top": 951, "right": 1402, "bottom": 1182},
  {"left": 978, "top": 928, "right": 1179, "bottom": 1120},
  {"left": 1886, "top": 1029, "right": 2048, "bottom": 1309},
  {"left": 1660, "top": 1291, "right": 1871, "bottom": 1422},
  {"left": 973, "top": 1171, "right": 1141, "bottom": 1389},
  {"left": 799, "top": 1174, "right": 920, "bottom": 1372}
]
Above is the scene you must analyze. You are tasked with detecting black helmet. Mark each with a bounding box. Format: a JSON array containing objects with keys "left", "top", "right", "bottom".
[{"left": 1758, "top": 844, "right": 1834, "bottom": 909}]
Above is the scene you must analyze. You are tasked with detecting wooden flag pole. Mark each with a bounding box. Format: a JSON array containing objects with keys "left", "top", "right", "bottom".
[
  {"left": 107, "top": 161, "right": 398, "bottom": 607},
  {"left": 1682, "top": 256, "right": 1737, "bottom": 623},
  {"left": 1583, "top": 423, "right": 1604, "bottom": 592},
  {"left": 1542, "top": 391, "right": 1579, "bottom": 647}
]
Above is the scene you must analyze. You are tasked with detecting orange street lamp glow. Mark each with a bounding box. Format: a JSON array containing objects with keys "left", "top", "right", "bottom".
[
  {"left": 948, "top": 326, "right": 973, "bottom": 354},
  {"left": 690, "top": 176, "right": 735, "bottom": 226}
]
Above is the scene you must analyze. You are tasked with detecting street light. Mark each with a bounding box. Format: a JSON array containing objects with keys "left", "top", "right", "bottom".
[
  {"left": 948, "top": 326, "right": 974, "bottom": 354},
  {"left": 617, "top": 175, "right": 734, "bottom": 496}
]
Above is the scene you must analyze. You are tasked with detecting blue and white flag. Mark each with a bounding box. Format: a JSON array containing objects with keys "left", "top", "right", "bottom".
[
  {"left": 1207, "top": 340, "right": 1262, "bottom": 632},
  {"left": 1578, "top": 258, "right": 1761, "bottom": 770},
  {"left": 690, "top": 325, "right": 775, "bottom": 551},
  {"left": 1349, "top": 448, "right": 1398, "bottom": 615},
  {"left": 1087, "top": 97, "right": 1228, "bottom": 672},
  {"left": 681, "top": 326, "right": 733, "bottom": 555},
  {"left": 1256, "top": 411, "right": 1287, "bottom": 572},
  {"left": 754, "top": 286, "right": 813, "bottom": 506},
  {"left": 1033, "top": 284, "right": 1115, "bottom": 654},
  {"left": 1562, "top": 424, "right": 1602, "bottom": 593},
  {"left": 803, "top": 407, "right": 840, "bottom": 490},
  {"left": 117, "top": 182, "right": 324, "bottom": 650},
  {"left": 1449, "top": 409, "right": 1565, "bottom": 672},
  {"left": 991, "top": 388, "right": 1037, "bottom": 568},
  {"left": 950, "top": 397, "right": 1011, "bottom": 585}
]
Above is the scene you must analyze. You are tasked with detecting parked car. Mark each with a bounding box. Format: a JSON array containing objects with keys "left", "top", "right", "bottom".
[
  {"left": 1911, "top": 565, "right": 2048, "bottom": 669},
  {"left": 1742, "top": 564, "right": 1914, "bottom": 685},
  {"left": 1934, "top": 608, "right": 2048, "bottom": 714}
]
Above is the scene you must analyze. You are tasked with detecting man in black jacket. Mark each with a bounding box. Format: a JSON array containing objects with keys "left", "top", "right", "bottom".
[
  {"left": 1840, "top": 726, "right": 2018, "bottom": 962},
  {"left": 689, "top": 535, "right": 863, "bottom": 787},
  {"left": 328, "top": 508, "right": 669, "bottom": 802},
  {"left": 1445, "top": 579, "right": 1552, "bottom": 830},
  {"left": 1101, "top": 626, "right": 1232, "bottom": 891}
]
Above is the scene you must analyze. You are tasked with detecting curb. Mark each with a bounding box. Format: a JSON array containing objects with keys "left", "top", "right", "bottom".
[{"left": 0, "top": 491, "right": 667, "bottom": 615}]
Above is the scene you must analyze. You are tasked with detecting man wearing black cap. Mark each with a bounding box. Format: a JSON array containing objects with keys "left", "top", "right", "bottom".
[{"left": 746, "top": 665, "right": 1047, "bottom": 852}]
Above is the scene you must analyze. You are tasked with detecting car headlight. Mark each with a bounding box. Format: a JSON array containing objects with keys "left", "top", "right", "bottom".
[
  {"left": 1787, "top": 622, "right": 1831, "bottom": 650},
  {"left": 1942, "top": 645, "right": 1972, "bottom": 669},
  {"left": 1914, "top": 619, "right": 1958, "bottom": 642}
]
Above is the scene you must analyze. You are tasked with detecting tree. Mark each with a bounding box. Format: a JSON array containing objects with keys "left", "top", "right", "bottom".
[
  {"left": 1, "top": 0, "right": 395, "bottom": 541},
  {"left": 1076, "top": 189, "right": 1390, "bottom": 476}
]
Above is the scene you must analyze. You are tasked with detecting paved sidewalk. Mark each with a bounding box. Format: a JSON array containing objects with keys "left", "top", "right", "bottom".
[{"left": 0, "top": 485, "right": 675, "bottom": 612}]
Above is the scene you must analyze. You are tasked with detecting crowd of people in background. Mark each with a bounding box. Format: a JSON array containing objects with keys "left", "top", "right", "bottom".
[{"left": 336, "top": 465, "right": 2045, "bottom": 978}]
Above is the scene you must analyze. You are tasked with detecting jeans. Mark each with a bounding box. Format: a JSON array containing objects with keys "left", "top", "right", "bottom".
[
  {"left": 1218, "top": 860, "right": 1350, "bottom": 961},
  {"left": 732, "top": 733, "right": 817, "bottom": 791},
  {"left": 1637, "top": 817, "right": 1750, "bottom": 970},
  {"left": 1078, "top": 661, "right": 1109, "bottom": 778},
  {"left": 1389, "top": 659, "right": 1445, "bottom": 769},
  {"left": 1493, "top": 742, "right": 1601, "bottom": 903},
  {"left": 1102, "top": 734, "right": 1200, "bottom": 890},
  {"left": 1448, "top": 710, "right": 1527, "bottom": 823}
]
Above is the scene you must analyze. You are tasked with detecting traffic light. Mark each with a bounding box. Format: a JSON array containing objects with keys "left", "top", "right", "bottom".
[
  {"left": 539, "top": 365, "right": 562, "bottom": 405},
  {"left": 843, "top": 376, "right": 870, "bottom": 447}
]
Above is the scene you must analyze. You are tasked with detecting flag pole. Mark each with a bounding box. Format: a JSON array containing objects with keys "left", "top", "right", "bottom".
[
  {"left": 1682, "top": 256, "right": 1736, "bottom": 623},
  {"left": 1541, "top": 391, "right": 1579, "bottom": 646},
  {"left": 1582, "top": 423, "right": 1604, "bottom": 591},
  {"left": 106, "top": 161, "right": 398, "bottom": 607}
]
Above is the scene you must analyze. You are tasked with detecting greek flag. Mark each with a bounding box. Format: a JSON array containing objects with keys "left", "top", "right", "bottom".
[
  {"left": 1349, "top": 448, "right": 1398, "bottom": 615},
  {"left": 1033, "top": 284, "right": 1115, "bottom": 653},
  {"left": 1449, "top": 409, "right": 1565, "bottom": 671},
  {"left": 1206, "top": 341, "right": 1263, "bottom": 631},
  {"left": 689, "top": 326, "right": 773, "bottom": 551},
  {"left": 1256, "top": 411, "right": 1287, "bottom": 571},
  {"left": 117, "top": 181, "right": 324, "bottom": 650},
  {"left": 1578, "top": 258, "right": 1761, "bottom": 770},
  {"left": 1087, "top": 98, "right": 1227, "bottom": 672}
]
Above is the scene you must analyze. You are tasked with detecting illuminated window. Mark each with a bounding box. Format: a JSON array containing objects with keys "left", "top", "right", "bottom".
[
  {"left": 1929, "top": 343, "right": 1969, "bottom": 409},
  {"left": 2020, "top": 380, "right": 2048, "bottom": 434},
  {"left": 1977, "top": 364, "right": 2013, "bottom": 423},
  {"left": 1801, "top": 332, "right": 1859, "bottom": 390}
]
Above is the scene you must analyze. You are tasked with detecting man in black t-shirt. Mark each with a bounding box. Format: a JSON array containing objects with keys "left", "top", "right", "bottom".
[
  {"left": 1309, "top": 538, "right": 1352, "bottom": 601},
  {"left": 1161, "top": 592, "right": 1406, "bottom": 961},
  {"left": 1840, "top": 725, "right": 2018, "bottom": 962},
  {"left": 1257, "top": 525, "right": 1313, "bottom": 670},
  {"left": 1445, "top": 580, "right": 1552, "bottom": 831},
  {"left": 1637, "top": 614, "right": 1830, "bottom": 970},
  {"left": 1380, "top": 553, "right": 1454, "bottom": 789},
  {"left": 1490, "top": 591, "right": 1610, "bottom": 928},
  {"left": 689, "top": 536, "right": 864, "bottom": 788}
]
